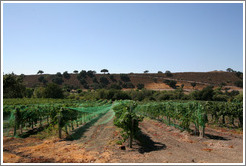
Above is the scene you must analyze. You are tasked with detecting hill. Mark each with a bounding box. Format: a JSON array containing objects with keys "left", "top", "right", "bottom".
[{"left": 22, "top": 71, "right": 243, "bottom": 92}]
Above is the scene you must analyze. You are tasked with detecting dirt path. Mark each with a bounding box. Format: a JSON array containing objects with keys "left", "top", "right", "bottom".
[
  {"left": 109, "top": 118, "right": 243, "bottom": 163},
  {"left": 3, "top": 112, "right": 243, "bottom": 163}
]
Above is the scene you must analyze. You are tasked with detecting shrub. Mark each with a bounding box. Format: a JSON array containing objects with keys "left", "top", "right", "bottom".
[
  {"left": 163, "top": 80, "right": 177, "bottom": 89},
  {"left": 87, "top": 70, "right": 95, "bottom": 78},
  {"left": 137, "top": 83, "right": 144, "bottom": 90},
  {"left": 234, "top": 80, "right": 243, "bottom": 88},
  {"left": 109, "top": 84, "right": 122, "bottom": 90},
  {"left": 109, "top": 75, "right": 117, "bottom": 82},
  {"left": 77, "top": 70, "right": 87, "bottom": 80},
  {"left": 43, "top": 83, "right": 64, "bottom": 98},
  {"left": 63, "top": 71, "right": 71, "bottom": 79},
  {"left": 93, "top": 77, "right": 98, "bottom": 83},
  {"left": 120, "top": 74, "right": 130, "bottom": 82},
  {"left": 38, "top": 76, "right": 45, "bottom": 82},
  {"left": 52, "top": 76, "right": 64, "bottom": 85},
  {"left": 165, "top": 70, "right": 173, "bottom": 77},
  {"left": 99, "top": 76, "right": 109, "bottom": 85}
]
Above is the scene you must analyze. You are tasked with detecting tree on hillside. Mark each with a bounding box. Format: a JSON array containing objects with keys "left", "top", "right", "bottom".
[
  {"left": 99, "top": 76, "right": 109, "bottom": 85},
  {"left": 120, "top": 74, "right": 130, "bottom": 82},
  {"left": 137, "top": 83, "right": 144, "bottom": 90},
  {"left": 37, "top": 70, "right": 44, "bottom": 75},
  {"left": 63, "top": 71, "right": 71, "bottom": 79},
  {"left": 158, "top": 71, "right": 163, "bottom": 74},
  {"left": 109, "top": 75, "right": 116, "bottom": 82},
  {"left": 77, "top": 70, "right": 87, "bottom": 80},
  {"left": 38, "top": 76, "right": 45, "bottom": 82},
  {"left": 101, "top": 69, "right": 109, "bottom": 74},
  {"left": 56, "top": 72, "right": 62, "bottom": 77},
  {"left": 73, "top": 70, "right": 78, "bottom": 74},
  {"left": 144, "top": 70, "right": 149, "bottom": 74},
  {"left": 226, "top": 68, "right": 234, "bottom": 72},
  {"left": 165, "top": 70, "right": 173, "bottom": 77},
  {"left": 43, "top": 83, "right": 64, "bottom": 98},
  {"left": 87, "top": 70, "right": 95, "bottom": 78},
  {"left": 3, "top": 73, "right": 26, "bottom": 98},
  {"left": 191, "top": 82, "right": 197, "bottom": 89}
]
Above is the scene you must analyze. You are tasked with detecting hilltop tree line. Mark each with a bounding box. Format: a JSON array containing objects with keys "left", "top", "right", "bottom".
[
  {"left": 3, "top": 67, "right": 242, "bottom": 100},
  {"left": 3, "top": 72, "right": 242, "bottom": 103}
]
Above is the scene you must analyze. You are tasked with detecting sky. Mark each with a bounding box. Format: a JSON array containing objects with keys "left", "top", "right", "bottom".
[{"left": 3, "top": 2, "right": 244, "bottom": 75}]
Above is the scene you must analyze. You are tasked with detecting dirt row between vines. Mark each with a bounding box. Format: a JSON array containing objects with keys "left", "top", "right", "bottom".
[{"left": 3, "top": 109, "right": 243, "bottom": 163}]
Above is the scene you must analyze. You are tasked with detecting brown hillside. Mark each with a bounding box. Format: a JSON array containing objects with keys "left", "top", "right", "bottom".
[{"left": 22, "top": 72, "right": 243, "bottom": 91}]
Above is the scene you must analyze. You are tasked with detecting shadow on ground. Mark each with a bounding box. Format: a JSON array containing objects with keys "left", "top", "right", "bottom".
[
  {"left": 205, "top": 133, "right": 230, "bottom": 140},
  {"left": 65, "top": 111, "right": 108, "bottom": 141},
  {"left": 18, "top": 124, "right": 49, "bottom": 138},
  {"left": 135, "top": 130, "right": 166, "bottom": 154}
]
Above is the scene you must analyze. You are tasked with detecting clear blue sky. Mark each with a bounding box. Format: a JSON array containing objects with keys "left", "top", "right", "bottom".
[{"left": 3, "top": 3, "right": 243, "bottom": 75}]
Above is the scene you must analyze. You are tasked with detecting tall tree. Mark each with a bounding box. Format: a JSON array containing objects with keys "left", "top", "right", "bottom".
[
  {"left": 37, "top": 70, "right": 44, "bottom": 75},
  {"left": 101, "top": 69, "right": 109, "bottom": 74},
  {"left": 3, "top": 73, "right": 26, "bottom": 98}
]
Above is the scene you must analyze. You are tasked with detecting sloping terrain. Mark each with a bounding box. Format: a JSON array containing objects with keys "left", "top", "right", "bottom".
[{"left": 22, "top": 71, "right": 242, "bottom": 91}]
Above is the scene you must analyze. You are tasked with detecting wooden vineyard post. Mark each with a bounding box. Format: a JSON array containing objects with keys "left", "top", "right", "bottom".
[
  {"left": 40, "top": 117, "right": 42, "bottom": 127},
  {"left": 14, "top": 108, "right": 20, "bottom": 137},
  {"left": 194, "top": 124, "right": 199, "bottom": 136},
  {"left": 199, "top": 113, "right": 206, "bottom": 138},
  {"left": 14, "top": 110, "right": 17, "bottom": 137},
  {"left": 65, "top": 124, "right": 68, "bottom": 135},
  {"left": 58, "top": 113, "right": 62, "bottom": 139},
  {"left": 129, "top": 105, "right": 133, "bottom": 148},
  {"left": 20, "top": 124, "right": 23, "bottom": 134}
]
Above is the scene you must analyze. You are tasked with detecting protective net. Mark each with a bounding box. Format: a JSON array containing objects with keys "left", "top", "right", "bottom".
[{"left": 3, "top": 100, "right": 114, "bottom": 138}]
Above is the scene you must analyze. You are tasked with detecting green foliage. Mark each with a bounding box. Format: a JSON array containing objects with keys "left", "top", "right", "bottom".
[
  {"left": 137, "top": 83, "right": 144, "bottom": 90},
  {"left": 73, "top": 70, "right": 78, "bottom": 74},
  {"left": 79, "top": 78, "right": 87, "bottom": 85},
  {"left": 25, "top": 88, "right": 34, "bottom": 98},
  {"left": 3, "top": 73, "right": 26, "bottom": 98},
  {"left": 37, "top": 70, "right": 44, "bottom": 74},
  {"left": 87, "top": 70, "right": 95, "bottom": 78},
  {"left": 99, "top": 76, "right": 109, "bottom": 86},
  {"left": 120, "top": 74, "right": 130, "bottom": 82},
  {"left": 226, "top": 68, "right": 234, "bottom": 72},
  {"left": 191, "top": 82, "right": 197, "bottom": 88},
  {"left": 77, "top": 70, "right": 87, "bottom": 80},
  {"left": 234, "top": 80, "right": 243, "bottom": 88},
  {"left": 122, "top": 82, "right": 135, "bottom": 89},
  {"left": 56, "top": 72, "right": 62, "bottom": 77},
  {"left": 113, "top": 101, "right": 143, "bottom": 144},
  {"left": 165, "top": 70, "right": 173, "bottom": 77},
  {"left": 101, "top": 69, "right": 109, "bottom": 74},
  {"left": 109, "top": 84, "right": 122, "bottom": 90},
  {"left": 38, "top": 76, "right": 45, "bottom": 82},
  {"left": 235, "top": 71, "right": 243, "bottom": 79},
  {"left": 43, "top": 83, "right": 64, "bottom": 99},
  {"left": 63, "top": 71, "right": 71, "bottom": 79},
  {"left": 33, "top": 87, "right": 45, "bottom": 98},
  {"left": 191, "top": 86, "right": 214, "bottom": 101},
  {"left": 144, "top": 70, "right": 149, "bottom": 73},
  {"left": 92, "top": 77, "right": 98, "bottom": 83},
  {"left": 52, "top": 76, "right": 64, "bottom": 85},
  {"left": 163, "top": 80, "right": 177, "bottom": 89},
  {"left": 109, "top": 75, "right": 117, "bottom": 82},
  {"left": 91, "top": 83, "right": 103, "bottom": 90}
]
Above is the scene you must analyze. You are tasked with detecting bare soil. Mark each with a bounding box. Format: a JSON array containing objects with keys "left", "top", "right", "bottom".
[{"left": 3, "top": 110, "right": 243, "bottom": 163}]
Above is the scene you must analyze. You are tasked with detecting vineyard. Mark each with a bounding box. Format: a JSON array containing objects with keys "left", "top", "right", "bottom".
[{"left": 2, "top": 98, "right": 244, "bottom": 163}]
